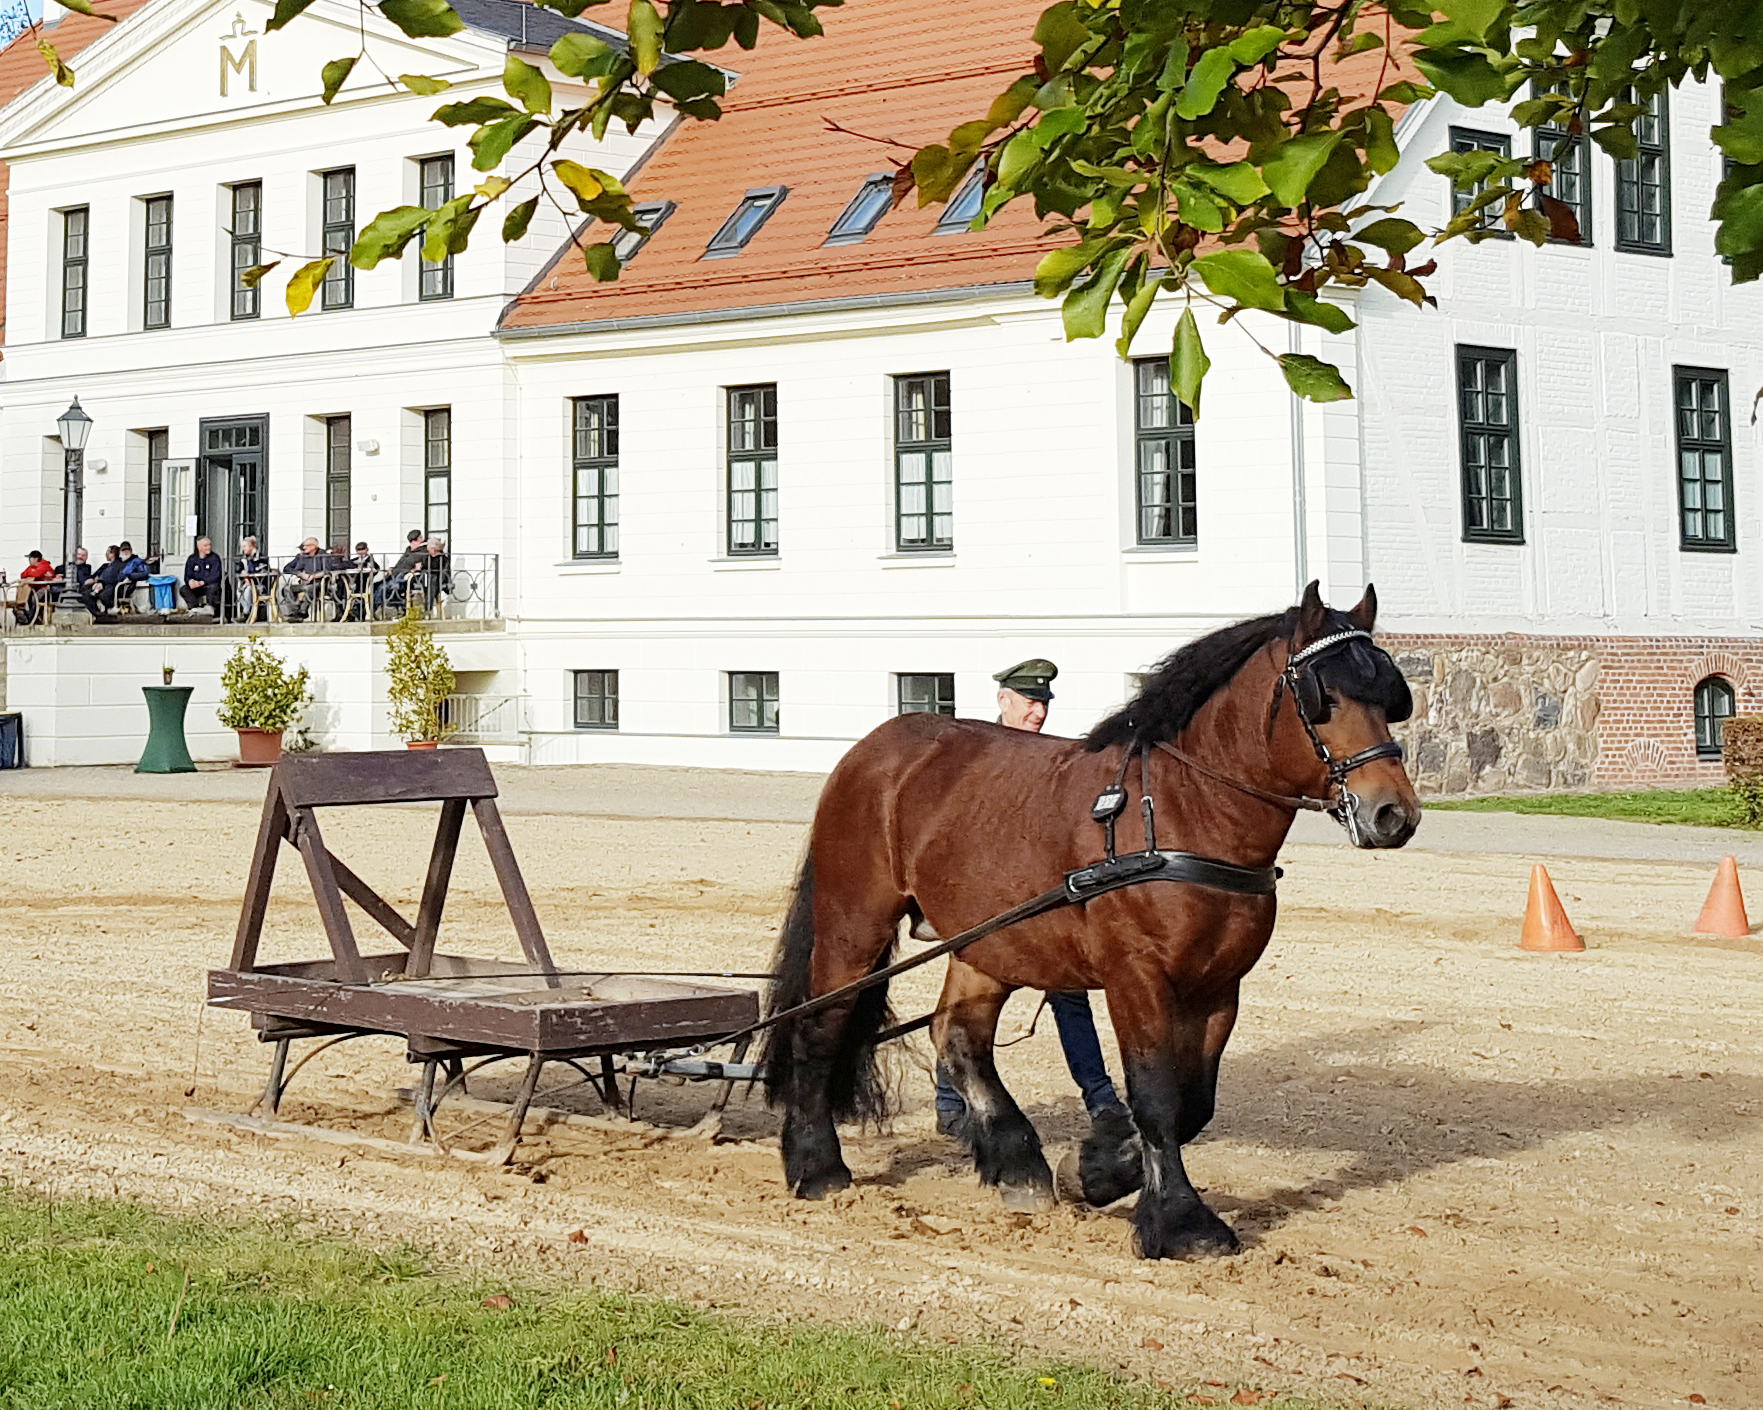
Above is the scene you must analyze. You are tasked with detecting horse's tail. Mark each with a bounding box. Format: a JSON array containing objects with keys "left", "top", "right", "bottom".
[{"left": 759, "top": 846, "right": 895, "bottom": 1123}]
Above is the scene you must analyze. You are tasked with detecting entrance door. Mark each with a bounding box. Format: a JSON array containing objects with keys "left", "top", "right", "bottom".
[{"left": 197, "top": 416, "right": 268, "bottom": 555}]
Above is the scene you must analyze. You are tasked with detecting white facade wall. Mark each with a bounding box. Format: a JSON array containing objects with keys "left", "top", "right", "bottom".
[{"left": 1357, "top": 81, "right": 1763, "bottom": 638}]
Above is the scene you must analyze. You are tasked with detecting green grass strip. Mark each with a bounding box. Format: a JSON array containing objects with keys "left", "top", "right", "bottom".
[
  {"left": 1428, "top": 787, "right": 1752, "bottom": 829},
  {"left": 0, "top": 1188, "right": 1363, "bottom": 1410}
]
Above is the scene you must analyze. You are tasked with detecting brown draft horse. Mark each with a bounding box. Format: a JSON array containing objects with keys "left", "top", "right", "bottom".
[{"left": 760, "top": 583, "right": 1421, "bottom": 1259}]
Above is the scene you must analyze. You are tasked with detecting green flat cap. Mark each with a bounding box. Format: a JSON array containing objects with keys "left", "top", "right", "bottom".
[{"left": 994, "top": 658, "right": 1057, "bottom": 701}]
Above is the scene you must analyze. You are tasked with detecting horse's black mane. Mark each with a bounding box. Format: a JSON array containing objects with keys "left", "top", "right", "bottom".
[{"left": 1083, "top": 603, "right": 1410, "bottom": 752}]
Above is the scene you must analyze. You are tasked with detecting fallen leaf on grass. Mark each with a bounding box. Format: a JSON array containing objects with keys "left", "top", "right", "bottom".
[
  {"left": 1141, "top": 1338, "right": 1164, "bottom": 1351},
  {"left": 1406, "top": 1225, "right": 1428, "bottom": 1237},
  {"left": 428, "top": 1375, "right": 447, "bottom": 1386},
  {"left": 567, "top": 1229, "right": 588, "bottom": 1244},
  {"left": 1231, "top": 1392, "right": 1264, "bottom": 1405},
  {"left": 1724, "top": 1206, "right": 1739, "bottom": 1215},
  {"left": 1688, "top": 1397, "right": 1706, "bottom": 1405},
  {"left": 480, "top": 1294, "right": 516, "bottom": 1311}
]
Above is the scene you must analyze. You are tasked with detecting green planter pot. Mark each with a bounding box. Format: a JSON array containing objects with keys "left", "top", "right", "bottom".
[{"left": 136, "top": 685, "right": 196, "bottom": 774}]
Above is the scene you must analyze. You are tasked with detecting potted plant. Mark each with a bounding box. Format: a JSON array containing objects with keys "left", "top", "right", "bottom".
[
  {"left": 385, "top": 600, "right": 456, "bottom": 749},
  {"left": 218, "top": 636, "right": 312, "bottom": 767}
]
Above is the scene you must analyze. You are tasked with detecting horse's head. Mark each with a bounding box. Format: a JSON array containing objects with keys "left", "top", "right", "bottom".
[{"left": 1281, "top": 581, "right": 1420, "bottom": 849}]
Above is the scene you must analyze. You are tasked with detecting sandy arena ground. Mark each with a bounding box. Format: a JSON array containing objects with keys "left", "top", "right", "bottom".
[{"left": 0, "top": 765, "right": 1759, "bottom": 1410}]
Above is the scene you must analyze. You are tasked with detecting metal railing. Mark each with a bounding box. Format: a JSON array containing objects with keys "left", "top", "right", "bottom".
[
  {"left": 1, "top": 554, "right": 499, "bottom": 634},
  {"left": 439, "top": 693, "right": 523, "bottom": 744}
]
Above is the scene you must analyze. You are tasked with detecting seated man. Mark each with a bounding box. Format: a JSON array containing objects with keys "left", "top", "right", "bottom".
[
  {"left": 112, "top": 541, "right": 151, "bottom": 612},
  {"left": 338, "top": 541, "right": 379, "bottom": 621},
  {"left": 9, "top": 550, "right": 56, "bottom": 624},
  {"left": 414, "top": 536, "right": 449, "bottom": 609},
  {"left": 80, "top": 545, "right": 124, "bottom": 621},
  {"left": 276, "top": 538, "right": 333, "bottom": 622},
  {"left": 179, "top": 536, "right": 223, "bottom": 613},
  {"left": 233, "top": 537, "right": 270, "bottom": 622},
  {"left": 371, "top": 538, "right": 429, "bottom": 615}
]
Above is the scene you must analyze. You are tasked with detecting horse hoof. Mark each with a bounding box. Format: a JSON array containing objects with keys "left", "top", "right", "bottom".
[
  {"left": 794, "top": 1166, "right": 852, "bottom": 1200},
  {"left": 1130, "top": 1209, "right": 1240, "bottom": 1260},
  {"left": 998, "top": 1180, "right": 1055, "bottom": 1213},
  {"left": 1054, "top": 1150, "right": 1085, "bottom": 1205}
]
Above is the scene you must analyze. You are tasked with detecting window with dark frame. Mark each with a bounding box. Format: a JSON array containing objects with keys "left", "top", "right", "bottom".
[
  {"left": 1533, "top": 85, "right": 1592, "bottom": 246},
  {"left": 1134, "top": 358, "right": 1197, "bottom": 544},
  {"left": 320, "top": 167, "right": 355, "bottom": 309},
  {"left": 146, "top": 428, "right": 169, "bottom": 560},
  {"left": 727, "top": 384, "right": 778, "bottom": 555},
  {"left": 729, "top": 672, "right": 779, "bottom": 733},
  {"left": 572, "top": 395, "right": 619, "bottom": 559},
  {"left": 826, "top": 174, "right": 894, "bottom": 244},
  {"left": 573, "top": 670, "right": 619, "bottom": 730},
  {"left": 143, "top": 195, "right": 173, "bottom": 329},
  {"left": 1674, "top": 367, "right": 1734, "bottom": 551},
  {"left": 424, "top": 407, "right": 451, "bottom": 538},
  {"left": 1456, "top": 346, "right": 1523, "bottom": 542},
  {"left": 1695, "top": 677, "right": 1736, "bottom": 759},
  {"left": 895, "top": 372, "right": 952, "bottom": 551},
  {"left": 325, "top": 415, "right": 352, "bottom": 549},
  {"left": 704, "top": 187, "right": 787, "bottom": 258},
  {"left": 61, "top": 206, "right": 88, "bottom": 339},
  {"left": 934, "top": 172, "right": 985, "bottom": 233},
  {"left": 612, "top": 200, "right": 675, "bottom": 262},
  {"left": 230, "top": 182, "right": 262, "bottom": 321},
  {"left": 1447, "top": 128, "right": 1512, "bottom": 236},
  {"left": 1615, "top": 87, "right": 1670, "bottom": 254},
  {"left": 897, "top": 673, "right": 955, "bottom": 717},
  {"left": 419, "top": 155, "right": 454, "bottom": 300}
]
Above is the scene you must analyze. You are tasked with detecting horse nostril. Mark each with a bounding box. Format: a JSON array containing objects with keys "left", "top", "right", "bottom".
[{"left": 1373, "top": 801, "right": 1407, "bottom": 837}]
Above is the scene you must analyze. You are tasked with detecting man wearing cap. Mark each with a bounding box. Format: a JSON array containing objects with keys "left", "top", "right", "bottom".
[{"left": 933, "top": 659, "right": 1129, "bottom": 1137}]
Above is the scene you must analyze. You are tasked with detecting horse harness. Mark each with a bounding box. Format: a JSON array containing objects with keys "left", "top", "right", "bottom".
[{"left": 661, "top": 628, "right": 1407, "bottom": 1062}]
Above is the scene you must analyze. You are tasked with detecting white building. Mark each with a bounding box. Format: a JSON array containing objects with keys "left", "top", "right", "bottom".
[{"left": 1, "top": 0, "right": 1759, "bottom": 790}]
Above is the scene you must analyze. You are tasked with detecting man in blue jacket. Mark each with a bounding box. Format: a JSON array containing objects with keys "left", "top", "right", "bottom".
[
  {"left": 178, "top": 536, "right": 223, "bottom": 614},
  {"left": 80, "top": 544, "right": 126, "bottom": 621}
]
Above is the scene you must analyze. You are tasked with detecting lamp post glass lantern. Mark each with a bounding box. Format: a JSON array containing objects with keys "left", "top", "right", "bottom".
[{"left": 57, "top": 398, "right": 92, "bottom": 606}]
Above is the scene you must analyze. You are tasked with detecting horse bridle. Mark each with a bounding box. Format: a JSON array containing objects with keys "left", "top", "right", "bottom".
[{"left": 1154, "top": 628, "right": 1406, "bottom": 844}]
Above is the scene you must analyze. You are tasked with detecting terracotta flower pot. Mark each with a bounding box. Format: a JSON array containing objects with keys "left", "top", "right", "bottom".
[
  {"left": 236, "top": 727, "right": 284, "bottom": 768},
  {"left": 407, "top": 739, "right": 440, "bottom": 750}
]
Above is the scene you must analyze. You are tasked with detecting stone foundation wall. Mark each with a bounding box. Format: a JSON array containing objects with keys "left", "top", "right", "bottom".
[{"left": 1376, "top": 633, "right": 1763, "bottom": 795}]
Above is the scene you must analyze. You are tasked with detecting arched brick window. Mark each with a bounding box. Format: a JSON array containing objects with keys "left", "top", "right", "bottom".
[{"left": 1694, "top": 676, "right": 1736, "bottom": 759}]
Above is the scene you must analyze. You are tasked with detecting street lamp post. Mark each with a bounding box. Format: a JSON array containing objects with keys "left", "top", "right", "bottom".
[{"left": 57, "top": 398, "right": 93, "bottom": 607}]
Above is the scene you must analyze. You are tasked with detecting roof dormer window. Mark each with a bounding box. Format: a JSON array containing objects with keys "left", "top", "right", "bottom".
[
  {"left": 825, "top": 173, "right": 894, "bottom": 246},
  {"left": 613, "top": 200, "right": 677, "bottom": 263},
  {"left": 934, "top": 171, "right": 985, "bottom": 235},
  {"left": 704, "top": 186, "right": 788, "bottom": 259}
]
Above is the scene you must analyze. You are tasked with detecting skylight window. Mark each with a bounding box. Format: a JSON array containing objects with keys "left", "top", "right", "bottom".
[
  {"left": 704, "top": 186, "right": 788, "bottom": 259},
  {"left": 612, "top": 200, "right": 676, "bottom": 263},
  {"left": 934, "top": 171, "right": 985, "bottom": 235},
  {"left": 825, "top": 173, "right": 895, "bottom": 246}
]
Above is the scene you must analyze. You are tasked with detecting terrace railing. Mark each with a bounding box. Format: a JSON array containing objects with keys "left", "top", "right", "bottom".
[{"left": 438, "top": 693, "right": 524, "bottom": 744}]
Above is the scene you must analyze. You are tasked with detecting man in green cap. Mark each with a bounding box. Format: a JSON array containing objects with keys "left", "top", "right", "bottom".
[{"left": 934, "top": 658, "right": 1128, "bottom": 1136}]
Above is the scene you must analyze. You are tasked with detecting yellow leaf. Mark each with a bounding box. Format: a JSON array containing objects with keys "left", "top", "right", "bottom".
[
  {"left": 285, "top": 258, "right": 334, "bottom": 316},
  {"left": 37, "top": 38, "right": 74, "bottom": 87},
  {"left": 474, "top": 175, "right": 511, "bottom": 199}
]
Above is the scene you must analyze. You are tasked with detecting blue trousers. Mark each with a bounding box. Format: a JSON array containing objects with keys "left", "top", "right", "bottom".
[{"left": 935, "top": 990, "right": 1122, "bottom": 1119}]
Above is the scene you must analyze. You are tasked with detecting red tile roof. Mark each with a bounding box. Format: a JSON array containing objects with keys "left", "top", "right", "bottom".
[
  {"left": 0, "top": 0, "right": 153, "bottom": 350},
  {"left": 501, "top": 3, "right": 1418, "bottom": 334}
]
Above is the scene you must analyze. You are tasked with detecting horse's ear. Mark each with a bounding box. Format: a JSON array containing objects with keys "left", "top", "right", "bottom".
[
  {"left": 1348, "top": 582, "right": 1378, "bottom": 632},
  {"left": 1296, "top": 580, "right": 1327, "bottom": 640}
]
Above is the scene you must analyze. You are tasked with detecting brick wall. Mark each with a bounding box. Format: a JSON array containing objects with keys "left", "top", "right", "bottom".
[{"left": 1376, "top": 632, "right": 1763, "bottom": 794}]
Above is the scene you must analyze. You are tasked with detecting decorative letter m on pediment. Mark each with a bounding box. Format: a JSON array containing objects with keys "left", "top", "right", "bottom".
[{"left": 221, "top": 14, "right": 258, "bottom": 97}]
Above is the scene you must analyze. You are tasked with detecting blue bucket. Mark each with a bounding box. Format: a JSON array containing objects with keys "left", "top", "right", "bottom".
[{"left": 148, "top": 574, "right": 177, "bottom": 612}]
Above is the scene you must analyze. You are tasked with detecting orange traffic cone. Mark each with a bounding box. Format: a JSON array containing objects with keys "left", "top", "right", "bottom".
[
  {"left": 1520, "top": 864, "right": 1584, "bottom": 952},
  {"left": 1693, "top": 856, "right": 1751, "bottom": 939}
]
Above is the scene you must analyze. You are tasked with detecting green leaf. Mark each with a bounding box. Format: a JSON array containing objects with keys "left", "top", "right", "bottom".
[
  {"left": 470, "top": 114, "right": 537, "bottom": 171},
  {"left": 379, "top": 0, "right": 464, "bottom": 38},
  {"left": 350, "top": 205, "right": 432, "bottom": 268},
  {"left": 399, "top": 73, "right": 451, "bottom": 95},
  {"left": 550, "top": 32, "right": 615, "bottom": 77},
  {"left": 1353, "top": 216, "right": 1427, "bottom": 254},
  {"left": 1033, "top": 241, "right": 1101, "bottom": 298},
  {"left": 1169, "top": 307, "right": 1211, "bottom": 418},
  {"left": 1377, "top": 79, "right": 1434, "bottom": 103},
  {"left": 1227, "top": 25, "right": 1286, "bottom": 65},
  {"left": 1714, "top": 183, "right": 1763, "bottom": 256},
  {"left": 1437, "top": 0, "right": 1505, "bottom": 40},
  {"left": 502, "top": 195, "right": 540, "bottom": 242},
  {"left": 1364, "top": 107, "right": 1399, "bottom": 175},
  {"left": 320, "top": 55, "right": 356, "bottom": 105},
  {"left": 912, "top": 144, "right": 976, "bottom": 204},
  {"left": 1188, "top": 160, "right": 1269, "bottom": 204},
  {"left": 239, "top": 260, "right": 280, "bottom": 289},
  {"left": 1412, "top": 48, "right": 1512, "bottom": 107},
  {"left": 421, "top": 195, "right": 472, "bottom": 263},
  {"left": 583, "top": 242, "right": 621, "bottom": 281},
  {"left": 1115, "top": 278, "right": 1159, "bottom": 359},
  {"left": 998, "top": 131, "right": 1040, "bottom": 189},
  {"left": 1172, "top": 181, "right": 1225, "bottom": 231},
  {"left": 1032, "top": 2, "right": 1091, "bottom": 72},
  {"left": 650, "top": 59, "right": 727, "bottom": 102},
  {"left": 1589, "top": 26, "right": 1649, "bottom": 85},
  {"left": 628, "top": 0, "right": 664, "bottom": 75},
  {"left": 1284, "top": 291, "right": 1356, "bottom": 334},
  {"left": 1061, "top": 245, "right": 1132, "bottom": 340},
  {"left": 1191, "top": 248, "right": 1284, "bottom": 311},
  {"left": 1260, "top": 131, "right": 1341, "bottom": 209},
  {"left": 1505, "top": 207, "right": 1550, "bottom": 246},
  {"left": 504, "top": 54, "right": 552, "bottom": 115},
  {"left": 1364, "top": 265, "right": 1429, "bottom": 306},
  {"left": 286, "top": 258, "right": 334, "bottom": 317},
  {"left": 433, "top": 96, "right": 517, "bottom": 125},
  {"left": 267, "top": 0, "right": 318, "bottom": 30},
  {"left": 553, "top": 160, "right": 627, "bottom": 213},
  {"left": 1279, "top": 352, "right": 1354, "bottom": 403},
  {"left": 1175, "top": 46, "right": 1234, "bottom": 119}
]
